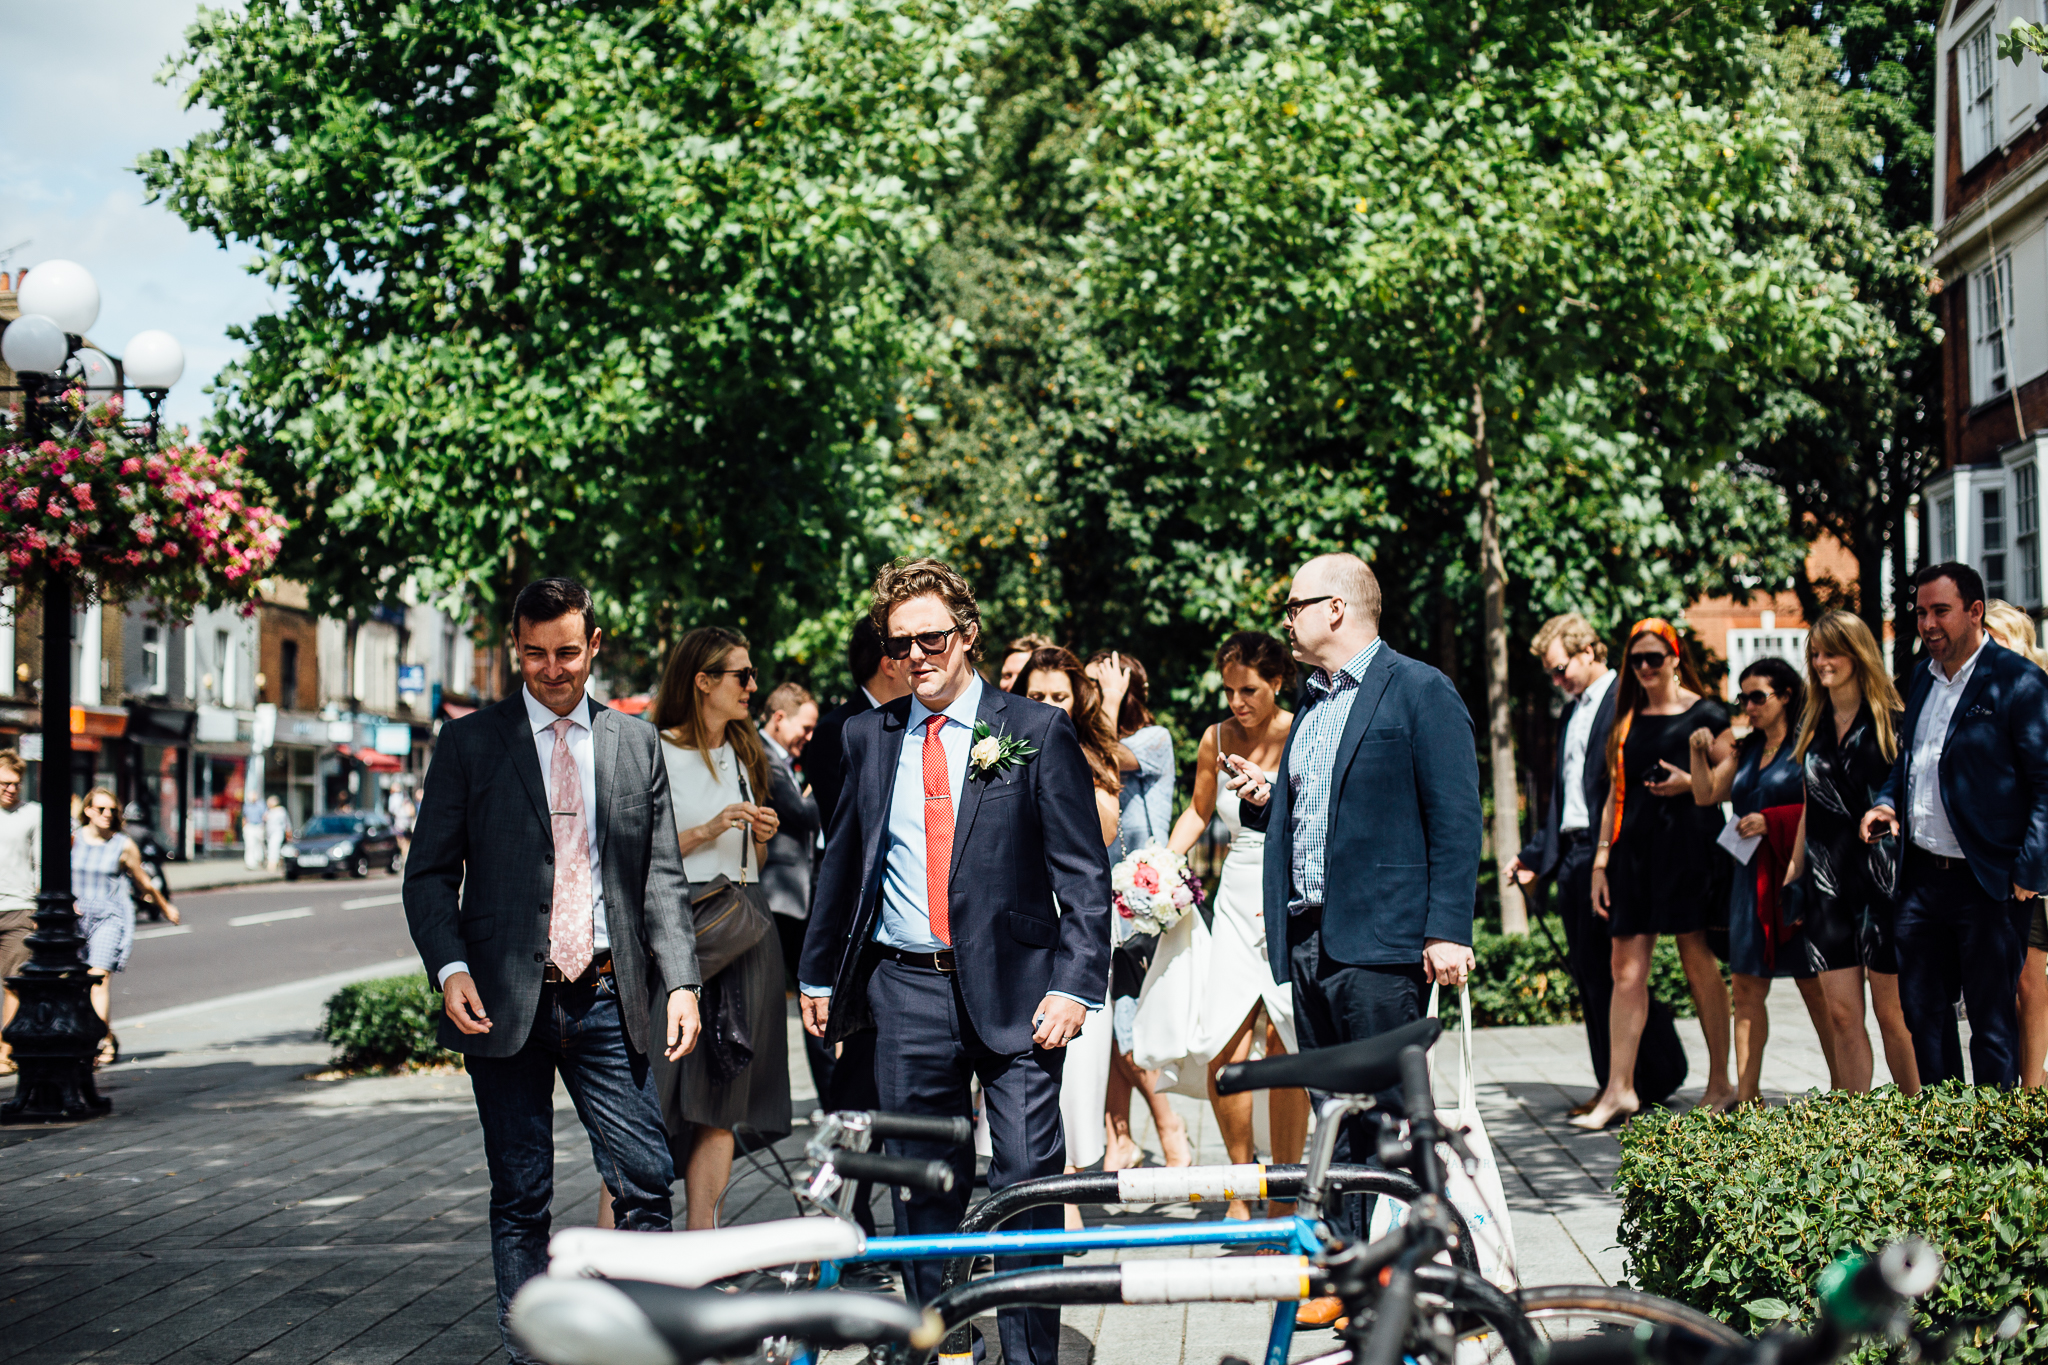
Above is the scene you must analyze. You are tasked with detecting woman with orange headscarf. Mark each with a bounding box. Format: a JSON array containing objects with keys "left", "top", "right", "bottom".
[{"left": 1571, "top": 619, "right": 1737, "bottom": 1129}]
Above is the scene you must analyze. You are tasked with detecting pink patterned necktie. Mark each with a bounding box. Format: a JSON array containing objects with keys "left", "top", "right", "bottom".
[
  {"left": 923, "top": 714, "right": 953, "bottom": 945},
  {"left": 547, "top": 717, "right": 594, "bottom": 980}
]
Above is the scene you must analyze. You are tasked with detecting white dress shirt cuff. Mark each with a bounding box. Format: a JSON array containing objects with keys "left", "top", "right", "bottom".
[
  {"left": 437, "top": 961, "right": 468, "bottom": 989},
  {"left": 799, "top": 982, "right": 831, "bottom": 998},
  {"left": 1049, "top": 990, "right": 1102, "bottom": 1012}
]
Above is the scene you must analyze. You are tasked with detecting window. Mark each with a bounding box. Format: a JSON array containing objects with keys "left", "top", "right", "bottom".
[
  {"left": 280, "top": 639, "right": 300, "bottom": 707},
  {"left": 1963, "top": 23, "right": 1999, "bottom": 167},
  {"left": 1984, "top": 487, "right": 2008, "bottom": 598},
  {"left": 1938, "top": 496, "right": 1958, "bottom": 561},
  {"left": 1974, "top": 252, "right": 2015, "bottom": 402},
  {"left": 2019, "top": 463, "right": 2041, "bottom": 604},
  {"left": 215, "top": 629, "right": 232, "bottom": 705},
  {"left": 140, "top": 624, "right": 166, "bottom": 694}
]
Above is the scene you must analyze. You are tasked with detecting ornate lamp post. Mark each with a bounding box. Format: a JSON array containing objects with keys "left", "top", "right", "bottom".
[{"left": 0, "top": 260, "right": 183, "bottom": 1122}]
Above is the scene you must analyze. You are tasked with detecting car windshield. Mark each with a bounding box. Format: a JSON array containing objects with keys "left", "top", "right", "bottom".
[{"left": 302, "top": 816, "right": 363, "bottom": 838}]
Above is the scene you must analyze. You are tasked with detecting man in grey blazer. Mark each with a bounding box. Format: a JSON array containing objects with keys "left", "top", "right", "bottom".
[{"left": 404, "top": 577, "right": 700, "bottom": 1361}]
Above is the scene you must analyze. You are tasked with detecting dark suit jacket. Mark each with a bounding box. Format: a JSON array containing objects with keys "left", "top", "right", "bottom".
[
  {"left": 403, "top": 691, "right": 698, "bottom": 1058},
  {"left": 799, "top": 683, "right": 1113, "bottom": 1052},
  {"left": 1241, "top": 644, "right": 1482, "bottom": 980},
  {"left": 1876, "top": 639, "right": 2048, "bottom": 900},
  {"left": 804, "top": 692, "right": 871, "bottom": 830},
  {"left": 761, "top": 740, "right": 820, "bottom": 918},
  {"left": 1517, "top": 677, "right": 1618, "bottom": 882}
]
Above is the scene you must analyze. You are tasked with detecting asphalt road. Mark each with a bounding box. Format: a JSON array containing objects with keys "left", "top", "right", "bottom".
[{"left": 112, "top": 870, "right": 421, "bottom": 1017}]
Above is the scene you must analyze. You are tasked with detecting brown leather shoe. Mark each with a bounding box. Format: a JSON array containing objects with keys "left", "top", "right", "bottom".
[{"left": 1296, "top": 1296, "right": 1346, "bottom": 1327}]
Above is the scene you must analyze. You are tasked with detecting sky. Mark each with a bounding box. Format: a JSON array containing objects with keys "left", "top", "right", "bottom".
[{"left": 0, "top": 1, "right": 279, "bottom": 431}]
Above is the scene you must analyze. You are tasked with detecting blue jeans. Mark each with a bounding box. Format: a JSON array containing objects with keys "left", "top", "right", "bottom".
[
  {"left": 467, "top": 980, "right": 676, "bottom": 1362},
  {"left": 1895, "top": 857, "right": 2029, "bottom": 1086}
]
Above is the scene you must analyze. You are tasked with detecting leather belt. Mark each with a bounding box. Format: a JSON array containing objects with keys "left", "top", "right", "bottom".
[
  {"left": 1904, "top": 844, "right": 1969, "bottom": 875},
  {"left": 543, "top": 953, "right": 613, "bottom": 986},
  {"left": 876, "top": 945, "right": 956, "bottom": 974}
]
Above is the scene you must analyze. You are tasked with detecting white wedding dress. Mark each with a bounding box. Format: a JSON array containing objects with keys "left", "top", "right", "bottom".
[{"left": 1130, "top": 772, "right": 1297, "bottom": 1098}]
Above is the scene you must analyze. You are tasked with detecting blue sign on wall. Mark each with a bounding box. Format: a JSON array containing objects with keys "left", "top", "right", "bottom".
[{"left": 398, "top": 664, "right": 426, "bottom": 697}]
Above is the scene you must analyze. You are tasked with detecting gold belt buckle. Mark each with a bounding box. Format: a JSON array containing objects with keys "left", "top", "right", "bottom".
[{"left": 934, "top": 950, "right": 955, "bottom": 974}]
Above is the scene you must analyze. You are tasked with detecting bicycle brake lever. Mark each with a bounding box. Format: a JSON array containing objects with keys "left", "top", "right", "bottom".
[{"left": 1443, "top": 1124, "right": 1480, "bottom": 1176}]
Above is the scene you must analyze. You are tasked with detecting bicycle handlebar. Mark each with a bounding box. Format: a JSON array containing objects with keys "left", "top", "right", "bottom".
[
  {"left": 1397, "top": 1044, "right": 1433, "bottom": 1124},
  {"left": 862, "top": 1112, "right": 975, "bottom": 1145},
  {"left": 831, "top": 1149, "right": 956, "bottom": 1194},
  {"left": 510, "top": 1279, "right": 942, "bottom": 1364}
]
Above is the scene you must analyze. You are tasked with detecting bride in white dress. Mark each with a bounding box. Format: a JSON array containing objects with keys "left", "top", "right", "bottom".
[{"left": 1131, "top": 632, "right": 1309, "bottom": 1218}]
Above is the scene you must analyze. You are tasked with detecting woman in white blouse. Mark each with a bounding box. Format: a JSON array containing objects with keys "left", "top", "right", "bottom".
[{"left": 649, "top": 627, "right": 792, "bottom": 1228}]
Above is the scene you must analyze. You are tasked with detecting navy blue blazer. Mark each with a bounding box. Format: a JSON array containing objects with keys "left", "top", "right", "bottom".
[
  {"left": 798, "top": 683, "right": 1113, "bottom": 1052},
  {"left": 1875, "top": 638, "right": 2048, "bottom": 900},
  {"left": 1516, "top": 680, "right": 1617, "bottom": 882},
  {"left": 1240, "top": 644, "right": 1482, "bottom": 980}
]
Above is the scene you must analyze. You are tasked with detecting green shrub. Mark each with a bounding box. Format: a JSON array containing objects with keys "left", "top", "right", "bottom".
[
  {"left": 1615, "top": 1084, "right": 2048, "bottom": 1358},
  {"left": 320, "top": 973, "right": 453, "bottom": 1071},
  {"left": 1452, "top": 921, "right": 1702, "bottom": 1028}
]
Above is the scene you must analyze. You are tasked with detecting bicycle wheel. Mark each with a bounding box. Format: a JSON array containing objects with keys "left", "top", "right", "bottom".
[{"left": 1455, "top": 1284, "right": 1745, "bottom": 1362}]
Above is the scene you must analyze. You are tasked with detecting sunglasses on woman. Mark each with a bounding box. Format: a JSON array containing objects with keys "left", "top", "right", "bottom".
[
  {"left": 1737, "top": 689, "right": 1778, "bottom": 707},
  {"left": 881, "top": 625, "right": 964, "bottom": 660},
  {"left": 1627, "top": 651, "right": 1671, "bottom": 672},
  {"left": 703, "top": 666, "right": 757, "bottom": 687}
]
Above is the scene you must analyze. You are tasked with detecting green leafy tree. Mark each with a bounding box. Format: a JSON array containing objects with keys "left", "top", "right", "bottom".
[{"left": 141, "top": 0, "right": 996, "bottom": 676}]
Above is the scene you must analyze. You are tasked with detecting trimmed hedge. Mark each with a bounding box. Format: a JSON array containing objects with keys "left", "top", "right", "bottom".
[
  {"left": 1454, "top": 922, "right": 1701, "bottom": 1028},
  {"left": 320, "top": 973, "right": 454, "bottom": 1071},
  {"left": 1615, "top": 1084, "right": 2048, "bottom": 1359}
]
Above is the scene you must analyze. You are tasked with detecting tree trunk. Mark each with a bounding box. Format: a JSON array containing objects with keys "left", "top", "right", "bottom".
[{"left": 1470, "top": 319, "right": 1527, "bottom": 935}]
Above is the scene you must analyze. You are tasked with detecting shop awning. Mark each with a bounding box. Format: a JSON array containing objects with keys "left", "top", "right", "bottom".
[
  {"left": 71, "top": 705, "right": 128, "bottom": 739},
  {"left": 126, "top": 702, "right": 197, "bottom": 746},
  {"left": 337, "top": 744, "right": 404, "bottom": 773}
]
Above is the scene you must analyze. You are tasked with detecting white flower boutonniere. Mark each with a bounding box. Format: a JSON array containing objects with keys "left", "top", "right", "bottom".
[{"left": 967, "top": 720, "right": 1037, "bottom": 781}]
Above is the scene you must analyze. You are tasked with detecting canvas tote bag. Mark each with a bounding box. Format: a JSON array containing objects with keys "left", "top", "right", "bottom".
[{"left": 1366, "top": 982, "right": 1519, "bottom": 1291}]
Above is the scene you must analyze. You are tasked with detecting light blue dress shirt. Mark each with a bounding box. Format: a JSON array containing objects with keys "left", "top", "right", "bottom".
[{"left": 1287, "top": 639, "right": 1383, "bottom": 911}]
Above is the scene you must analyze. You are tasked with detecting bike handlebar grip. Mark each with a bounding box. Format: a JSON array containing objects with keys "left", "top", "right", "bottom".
[
  {"left": 833, "top": 1149, "right": 957, "bottom": 1194},
  {"left": 863, "top": 1112, "right": 975, "bottom": 1145},
  {"left": 1357, "top": 1264, "right": 1418, "bottom": 1365},
  {"left": 1398, "top": 1044, "right": 1434, "bottom": 1123}
]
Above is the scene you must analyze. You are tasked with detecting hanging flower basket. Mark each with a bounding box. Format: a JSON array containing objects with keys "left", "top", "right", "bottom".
[{"left": 0, "top": 427, "right": 288, "bottom": 608}]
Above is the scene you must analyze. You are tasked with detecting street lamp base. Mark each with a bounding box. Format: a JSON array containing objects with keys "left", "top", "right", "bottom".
[
  {"left": 1, "top": 970, "right": 112, "bottom": 1123},
  {"left": 1, "top": 1056, "right": 110, "bottom": 1122}
]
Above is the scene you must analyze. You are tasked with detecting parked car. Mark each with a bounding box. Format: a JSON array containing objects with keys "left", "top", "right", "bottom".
[{"left": 281, "top": 813, "right": 402, "bottom": 880}]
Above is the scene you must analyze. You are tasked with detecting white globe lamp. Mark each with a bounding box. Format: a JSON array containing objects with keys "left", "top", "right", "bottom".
[
  {"left": 123, "top": 330, "right": 184, "bottom": 391},
  {"left": 70, "top": 349, "right": 118, "bottom": 391},
  {"left": 2, "top": 315, "right": 69, "bottom": 376},
  {"left": 16, "top": 259, "right": 100, "bottom": 337}
]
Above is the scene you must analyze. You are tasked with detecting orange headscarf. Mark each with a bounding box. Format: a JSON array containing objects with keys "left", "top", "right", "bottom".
[{"left": 1608, "top": 618, "right": 1685, "bottom": 845}]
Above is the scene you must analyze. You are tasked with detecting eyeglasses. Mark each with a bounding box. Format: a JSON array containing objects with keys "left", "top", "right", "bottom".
[
  {"left": 881, "top": 626, "right": 964, "bottom": 660},
  {"left": 86, "top": 804, "right": 117, "bottom": 816},
  {"left": 1627, "top": 651, "right": 1671, "bottom": 672},
  {"left": 703, "top": 666, "right": 757, "bottom": 687},
  {"left": 1737, "top": 689, "right": 1777, "bottom": 707},
  {"left": 1282, "top": 595, "right": 1338, "bottom": 622}
]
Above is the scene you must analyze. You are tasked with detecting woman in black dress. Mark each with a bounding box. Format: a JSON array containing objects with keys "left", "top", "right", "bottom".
[
  {"left": 1788, "top": 611, "right": 1918, "bottom": 1094},
  {"left": 1692, "top": 657, "right": 1837, "bottom": 1105},
  {"left": 1574, "top": 619, "right": 1735, "bottom": 1128}
]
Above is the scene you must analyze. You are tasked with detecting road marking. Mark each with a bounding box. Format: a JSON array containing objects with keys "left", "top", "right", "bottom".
[
  {"left": 228, "top": 907, "right": 315, "bottom": 927},
  {"left": 133, "top": 925, "right": 193, "bottom": 941},
  {"left": 341, "top": 893, "right": 404, "bottom": 910},
  {"left": 296, "top": 1195, "right": 364, "bottom": 1208}
]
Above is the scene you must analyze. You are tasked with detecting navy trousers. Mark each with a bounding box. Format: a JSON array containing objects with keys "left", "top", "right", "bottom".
[
  {"left": 1895, "top": 855, "right": 2029, "bottom": 1086},
  {"left": 467, "top": 980, "right": 675, "bottom": 1362},
  {"left": 867, "top": 959, "right": 1067, "bottom": 1365}
]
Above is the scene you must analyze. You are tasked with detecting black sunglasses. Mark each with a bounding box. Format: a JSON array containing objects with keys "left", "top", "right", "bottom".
[
  {"left": 1283, "top": 595, "right": 1338, "bottom": 622},
  {"left": 1627, "top": 651, "right": 1671, "bottom": 671},
  {"left": 1737, "top": 689, "right": 1778, "bottom": 707},
  {"left": 703, "top": 666, "right": 757, "bottom": 687},
  {"left": 882, "top": 626, "right": 964, "bottom": 660}
]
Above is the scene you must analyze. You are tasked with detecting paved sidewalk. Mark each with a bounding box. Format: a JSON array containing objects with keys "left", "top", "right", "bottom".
[
  {"left": 0, "top": 974, "right": 1868, "bottom": 1364},
  {"left": 163, "top": 862, "right": 284, "bottom": 894}
]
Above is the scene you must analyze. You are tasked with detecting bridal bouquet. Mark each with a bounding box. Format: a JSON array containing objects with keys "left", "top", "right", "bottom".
[{"left": 1110, "top": 844, "right": 1204, "bottom": 936}]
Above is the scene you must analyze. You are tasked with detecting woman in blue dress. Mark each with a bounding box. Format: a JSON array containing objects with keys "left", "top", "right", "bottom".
[
  {"left": 1689, "top": 658, "right": 1836, "bottom": 1106},
  {"left": 75, "top": 785, "right": 180, "bottom": 1065}
]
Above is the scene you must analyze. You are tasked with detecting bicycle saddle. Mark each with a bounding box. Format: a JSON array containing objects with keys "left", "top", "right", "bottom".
[
  {"left": 548, "top": 1217, "right": 863, "bottom": 1287},
  {"left": 1215, "top": 1017, "right": 1442, "bottom": 1097},
  {"left": 509, "top": 1278, "right": 941, "bottom": 1365}
]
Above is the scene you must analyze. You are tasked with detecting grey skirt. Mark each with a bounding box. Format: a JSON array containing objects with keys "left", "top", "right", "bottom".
[{"left": 650, "top": 923, "right": 792, "bottom": 1144}]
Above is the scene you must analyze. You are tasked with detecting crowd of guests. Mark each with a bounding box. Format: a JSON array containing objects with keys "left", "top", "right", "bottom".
[{"left": 1511, "top": 560, "right": 2048, "bottom": 1129}]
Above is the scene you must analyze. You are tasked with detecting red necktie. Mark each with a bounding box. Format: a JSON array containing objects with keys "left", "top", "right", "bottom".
[{"left": 923, "top": 714, "right": 953, "bottom": 945}]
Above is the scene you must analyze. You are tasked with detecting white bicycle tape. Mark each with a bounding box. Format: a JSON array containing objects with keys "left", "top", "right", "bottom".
[
  {"left": 1114, "top": 1163, "right": 1267, "bottom": 1205},
  {"left": 1119, "top": 1256, "right": 1312, "bottom": 1304}
]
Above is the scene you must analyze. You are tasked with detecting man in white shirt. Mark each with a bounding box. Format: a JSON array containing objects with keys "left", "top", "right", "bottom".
[
  {"left": 1863, "top": 563, "right": 2048, "bottom": 1086},
  {"left": 0, "top": 750, "right": 40, "bottom": 1075},
  {"left": 403, "top": 578, "right": 699, "bottom": 1361},
  {"left": 1509, "top": 613, "right": 1686, "bottom": 1109}
]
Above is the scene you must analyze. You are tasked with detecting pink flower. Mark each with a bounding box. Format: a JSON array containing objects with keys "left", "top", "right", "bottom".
[
  {"left": 1113, "top": 895, "right": 1134, "bottom": 918},
  {"left": 1132, "top": 864, "right": 1160, "bottom": 893}
]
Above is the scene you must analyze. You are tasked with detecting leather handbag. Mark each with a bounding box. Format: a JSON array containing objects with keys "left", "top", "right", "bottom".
[{"left": 689, "top": 770, "right": 773, "bottom": 981}]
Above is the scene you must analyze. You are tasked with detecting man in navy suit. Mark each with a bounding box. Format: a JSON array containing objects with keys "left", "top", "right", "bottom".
[
  {"left": 1861, "top": 562, "right": 2048, "bottom": 1086},
  {"left": 1231, "top": 553, "right": 1480, "bottom": 1320},
  {"left": 1507, "top": 613, "right": 1686, "bottom": 1110},
  {"left": 800, "top": 558, "right": 1110, "bottom": 1365}
]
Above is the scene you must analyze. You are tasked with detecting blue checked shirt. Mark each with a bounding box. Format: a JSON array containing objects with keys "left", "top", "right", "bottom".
[{"left": 1288, "top": 640, "right": 1383, "bottom": 912}]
